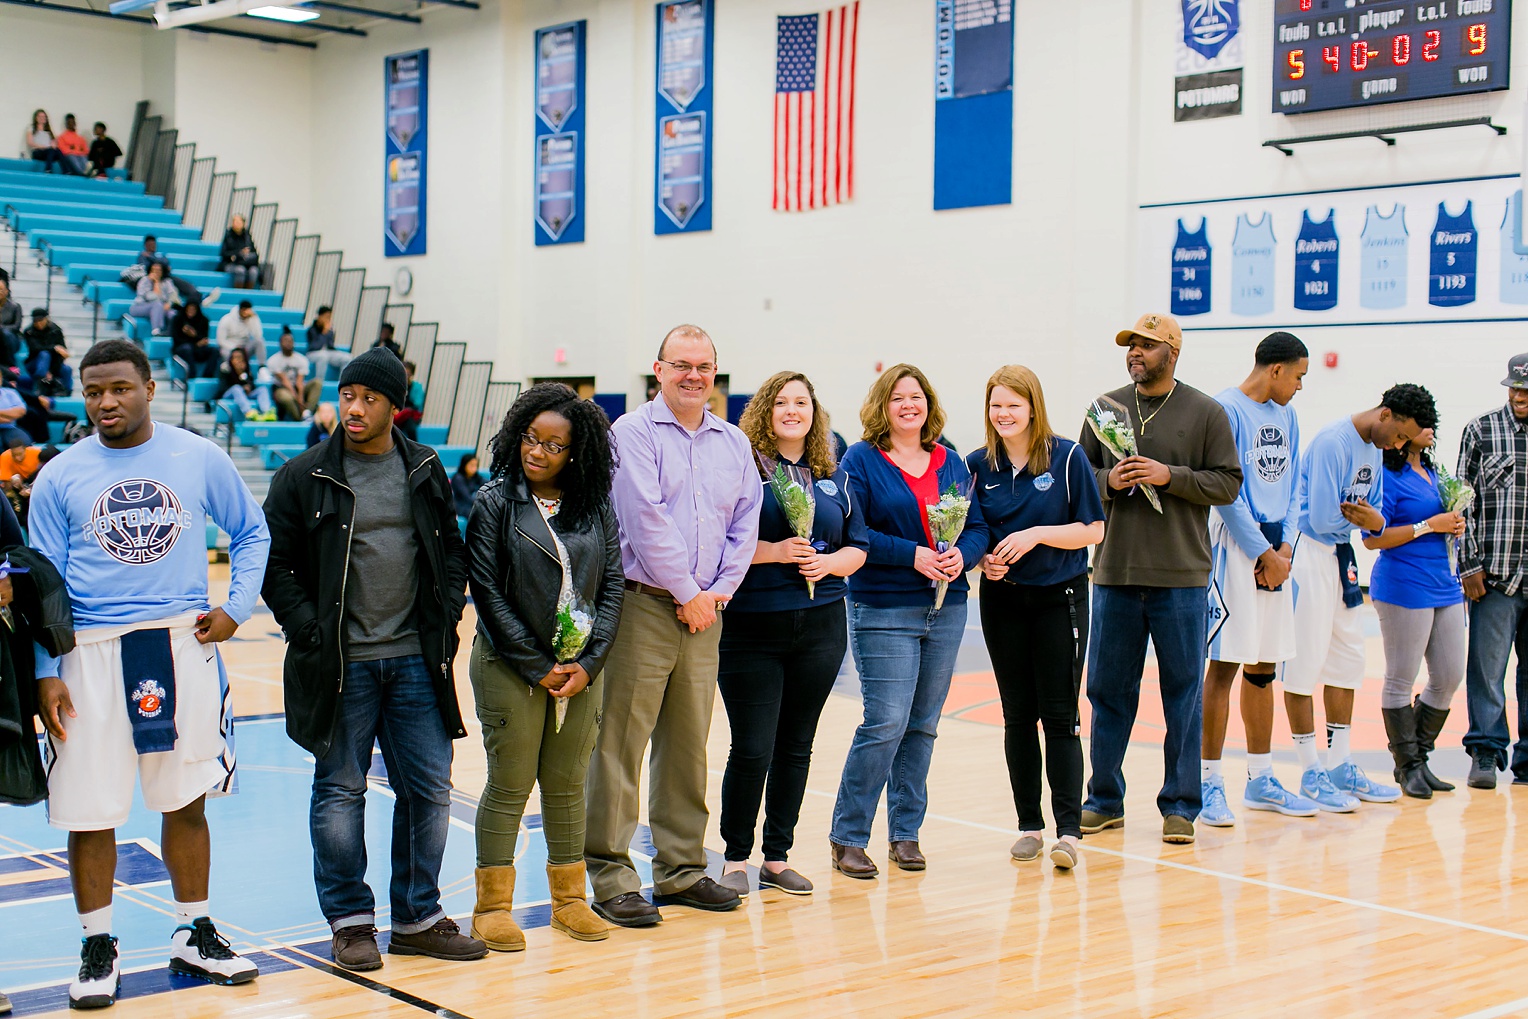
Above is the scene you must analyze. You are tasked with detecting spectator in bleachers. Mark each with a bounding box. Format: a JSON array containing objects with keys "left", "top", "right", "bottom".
[
  {"left": 405, "top": 360, "right": 425, "bottom": 411},
  {"left": 219, "top": 214, "right": 260, "bottom": 289},
  {"left": 128, "top": 262, "right": 180, "bottom": 335},
  {"left": 305, "top": 306, "right": 351, "bottom": 380},
  {"left": 217, "top": 346, "right": 274, "bottom": 421},
  {"left": 170, "top": 300, "right": 218, "bottom": 379},
  {"left": 1, "top": 436, "right": 40, "bottom": 526},
  {"left": 0, "top": 270, "right": 21, "bottom": 370},
  {"left": 394, "top": 359, "right": 424, "bottom": 440},
  {"left": 137, "top": 235, "right": 171, "bottom": 272},
  {"left": 16, "top": 388, "right": 77, "bottom": 445},
  {"left": 306, "top": 402, "right": 337, "bottom": 447},
  {"left": 373, "top": 322, "right": 403, "bottom": 359},
  {"left": 217, "top": 300, "right": 265, "bottom": 367},
  {"left": 451, "top": 451, "right": 484, "bottom": 519},
  {"left": 0, "top": 381, "right": 32, "bottom": 447},
  {"left": 22, "top": 309, "right": 72, "bottom": 397},
  {"left": 87, "top": 121, "right": 121, "bottom": 177},
  {"left": 56, "top": 115, "right": 89, "bottom": 176},
  {"left": 267, "top": 328, "right": 318, "bottom": 421},
  {"left": 23, "top": 110, "right": 67, "bottom": 174}
]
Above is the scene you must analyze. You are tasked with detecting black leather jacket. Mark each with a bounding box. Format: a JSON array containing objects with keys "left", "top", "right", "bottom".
[{"left": 465, "top": 476, "right": 624, "bottom": 687}]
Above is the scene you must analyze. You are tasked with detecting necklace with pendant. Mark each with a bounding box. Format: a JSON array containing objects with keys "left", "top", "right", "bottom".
[{"left": 1135, "top": 383, "right": 1178, "bottom": 437}]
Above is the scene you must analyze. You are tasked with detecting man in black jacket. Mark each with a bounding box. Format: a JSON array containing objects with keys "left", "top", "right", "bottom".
[{"left": 261, "top": 349, "right": 483, "bottom": 972}]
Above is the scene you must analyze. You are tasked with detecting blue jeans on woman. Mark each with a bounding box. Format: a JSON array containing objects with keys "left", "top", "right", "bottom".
[
  {"left": 1462, "top": 585, "right": 1528, "bottom": 774},
  {"left": 1083, "top": 584, "right": 1207, "bottom": 822},
  {"left": 310, "top": 654, "right": 454, "bottom": 935},
  {"left": 830, "top": 599, "right": 966, "bottom": 848}
]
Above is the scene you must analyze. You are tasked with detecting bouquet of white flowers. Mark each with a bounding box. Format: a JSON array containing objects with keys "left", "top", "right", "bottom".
[
  {"left": 1435, "top": 459, "right": 1476, "bottom": 578},
  {"left": 1086, "top": 396, "right": 1162, "bottom": 514},
  {"left": 551, "top": 594, "right": 594, "bottom": 733},
  {"left": 926, "top": 480, "right": 973, "bottom": 612},
  {"left": 760, "top": 453, "right": 818, "bottom": 599}
]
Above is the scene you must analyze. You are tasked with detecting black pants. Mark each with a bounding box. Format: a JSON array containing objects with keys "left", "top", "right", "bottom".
[
  {"left": 717, "top": 599, "right": 847, "bottom": 862},
  {"left": 176, "top": 342, "right": 221, "bottom": 378},
  {"left": 979, "top": 573, "right": 1088, "bottom": 839}
]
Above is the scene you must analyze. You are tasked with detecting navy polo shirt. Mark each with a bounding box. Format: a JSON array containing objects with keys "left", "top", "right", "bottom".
[
  {"left": 730, "top": 459, "right": 868, "bottom": 613},
  {"left": 966, "top": 437, "right": 1104, "bottom": 587}
]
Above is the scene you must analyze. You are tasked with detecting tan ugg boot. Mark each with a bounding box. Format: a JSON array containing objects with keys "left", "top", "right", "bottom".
[
  {"left": 547, "top": 862, "right": 610, "bottom": 942},
  {"left": 471, "top": 865, "right": 526, "bottom": 952}
]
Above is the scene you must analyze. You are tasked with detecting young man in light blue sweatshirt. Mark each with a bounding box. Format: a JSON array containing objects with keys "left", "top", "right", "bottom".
[{"left": 1281, "top": 384, "right": 1431, "bottom": 812}]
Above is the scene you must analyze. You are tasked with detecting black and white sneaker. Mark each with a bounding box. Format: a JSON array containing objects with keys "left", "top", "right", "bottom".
[
  {"left": 167, "top": 918, "right": 258, "bottom": 986},
  {"left": 69, "top": 934, "right": 120, "bottom": 1010}
]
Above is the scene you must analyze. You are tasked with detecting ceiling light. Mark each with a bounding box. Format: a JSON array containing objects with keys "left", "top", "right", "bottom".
[{"left": 247, "top": 5, "right": 319, "bottom": 21}]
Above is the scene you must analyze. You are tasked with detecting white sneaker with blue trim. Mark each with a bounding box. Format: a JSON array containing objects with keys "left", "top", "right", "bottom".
[
  {"left": 1199, "top": 776, "right": 1235, "bottom": 827},
  {"left": 1243, "top": 773, "right": 1319, "bottom": 816},
  {"left": 1299, "top": 766, "right": 1360, "bottom": 812},
  {"left": 1328, "top": 760, "right": 1401, "bottom": 803}
]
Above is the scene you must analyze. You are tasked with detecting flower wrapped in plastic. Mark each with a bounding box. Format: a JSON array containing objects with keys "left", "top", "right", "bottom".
[
  {"left": 926, "top": 480, "right": 973, "bottom": 612},
  {"left": 1086, "top": 396, "right": 1162, "bottom": 513},
  {"left": 760, "top": 453, "right": 819, "bottom": 599},
  {"left": 551, "top": 594, "right": 594, "bottom": 733},
  {"left": 1435, "top": 459, "right": 1476, "bottom": 577}
]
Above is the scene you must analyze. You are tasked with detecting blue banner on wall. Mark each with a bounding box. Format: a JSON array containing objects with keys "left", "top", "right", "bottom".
[
  {"left": 535, "top": 22, "right": 586, "bottom": 246},
  {"left": 932, "top": 0, "right": 1012, "bottom": 211},
  {"left": 654, "top": 0, "right": 714, "bottom": 235},
  {"left": 384, "top": 49, "right": 427, "bottom": 257}
]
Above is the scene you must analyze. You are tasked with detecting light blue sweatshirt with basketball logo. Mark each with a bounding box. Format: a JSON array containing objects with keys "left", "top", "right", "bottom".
[
  {"left": 28, "top": 425, "right": 270, "bottom": 678},
  {"left": 1213, "top": 387, "right": 1301, "bottom": 559}
]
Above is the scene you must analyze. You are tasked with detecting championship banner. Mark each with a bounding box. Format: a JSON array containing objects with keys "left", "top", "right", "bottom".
[
  {"left": 384, "top": 50, "right": 427, "bottom": 257},
  {"left": 932, "top": 0, "right": 1012, "bottom": 210},
  {"left": 655, "top": 0, "right": 714, "bottom": 234},
  {"left": 1175, "top": 1, "right": 1243, "bottom": 122},
  {"left": 1136, "top": 174, "right": 1527, "bottom": 329},
  {"left": 535, "top": 22, "right": 586, "bottom": 246}
]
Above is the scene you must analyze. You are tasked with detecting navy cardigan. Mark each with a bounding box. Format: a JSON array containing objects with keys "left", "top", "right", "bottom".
[{"left": 840, "top": 440, "right": 989, "bottom": 607}]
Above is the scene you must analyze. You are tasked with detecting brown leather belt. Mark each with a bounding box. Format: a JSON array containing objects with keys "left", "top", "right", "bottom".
[{"left": 624, "top": 580, "right": 673, "bottom": 600}]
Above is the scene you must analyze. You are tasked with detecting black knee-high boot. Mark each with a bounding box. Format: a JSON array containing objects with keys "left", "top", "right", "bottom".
[
  {"left": 1382, "top": 704, "right": 1432, "bottom": 799},
  {"left": 1413, "top": 697, "right": 1456, "bottom": 793}
]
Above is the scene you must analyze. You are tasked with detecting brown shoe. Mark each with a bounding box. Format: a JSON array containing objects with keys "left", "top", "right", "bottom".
[
  {"left": 653, "top": 876, "right": 740, "bottom": 912},
  {"left": 332, "top": 924, "right": 382, "bottom": 972},
  {"left": 888, "top": 840, "right": 926, "bottom": 871},
  {"left": 830, "top": 841, "right": 878, "bottom": 879},
  {"left": 591, "top": 891, "right": 662, "bottom": 928},
  {"left": 471, "top": 865, "right": 525, "bottom": 953},
  {"left": 387, "top": 918, "right": 488, "bottom": 961}
]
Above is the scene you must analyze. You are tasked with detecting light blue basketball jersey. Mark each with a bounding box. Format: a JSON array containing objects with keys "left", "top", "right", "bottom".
[
  {"left": 1359, "top": 204, "right": 1407, "bottom": 310},
  {"left": 1231, "top": 213, "right": 1276, "bottom": 317},
  {"left": 1500, "top": 193, "right": 1528, "bottom": 305}
]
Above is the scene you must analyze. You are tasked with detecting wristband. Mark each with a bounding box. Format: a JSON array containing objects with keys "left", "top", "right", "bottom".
[{"left": 1412, "top": 520, "right": 1432, "bottom": 539}]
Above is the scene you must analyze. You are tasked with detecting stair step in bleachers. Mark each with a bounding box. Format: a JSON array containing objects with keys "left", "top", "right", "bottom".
[
  {"left": 30, "top": 232, "right": 215, "bottom": 256},
  {"left": 68, "top": 264, "right": 224, "bottom": 287},
  {"left": 0, "top": 157, "right": 129, "bottom": 181},
  {"left": 0, "top": 183, "right": 164, "bottom": 209},
  {"left": 2, "top": 199, "right": 183, "bottom": 225},
  {"left": 9, "top": 212, "right": 201, "bottom": 238},
  {"left": 90, "top": 285, "right": 285, "bottom": 309}
]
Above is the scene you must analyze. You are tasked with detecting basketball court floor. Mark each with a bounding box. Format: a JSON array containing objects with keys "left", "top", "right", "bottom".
[{"left": 2, "top": 567, "right": 1525, "bottom": 1018}]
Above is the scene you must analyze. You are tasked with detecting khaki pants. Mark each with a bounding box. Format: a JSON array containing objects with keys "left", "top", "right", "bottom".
[{"left": 584, "top": 589, "right": 721, "bottom": 900}]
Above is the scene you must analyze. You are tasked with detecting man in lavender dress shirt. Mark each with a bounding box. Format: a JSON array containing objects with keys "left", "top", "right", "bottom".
[{"left": 584, "top": 324, "right": 762, "bottom": 927}]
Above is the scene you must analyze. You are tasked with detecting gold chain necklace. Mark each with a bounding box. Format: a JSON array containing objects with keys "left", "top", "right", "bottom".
[{"left": 1134, "top": 382, "right": 1178, "bottom": 435}]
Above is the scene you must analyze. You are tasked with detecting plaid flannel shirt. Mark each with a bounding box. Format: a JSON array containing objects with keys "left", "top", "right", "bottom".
[{"left": 1457, "top": 403, "right": 1528, "bottom": 595}]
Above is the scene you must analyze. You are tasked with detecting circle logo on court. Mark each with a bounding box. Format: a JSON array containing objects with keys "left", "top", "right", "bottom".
[
  {"left": 1251, "top": 425, "right": 1290, "bottom": 483},
  {"left": 85, "top": 479, "right": 193, "bottom": 565}
]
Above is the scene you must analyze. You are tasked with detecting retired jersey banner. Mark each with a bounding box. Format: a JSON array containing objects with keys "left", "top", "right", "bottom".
[
  {"left": 535, "top": 22, "right": 586, "bottom": 246},
  {"left": 1175, "top": 1, "right": 1242, "bottom": 122},
  {"left": 655, "top": 0, "right": 714, "bottom": 234},
  {"left": 932, "top": 0, "right": 1013, "bottom": 210},
  {"left": 384, "top": 50, "right": 427, "bottom": 257}
]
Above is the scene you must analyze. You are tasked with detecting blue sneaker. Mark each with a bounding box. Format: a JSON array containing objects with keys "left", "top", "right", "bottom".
[
  {"left": 1328, "top": 760, "right": 1401, "bottom": 803},
  {"left": 1199, "top": 776, "right": 1235, "bottom": 827},
  {"left": 1299, "top": 766, "right": 1359, "bottom": 812},
  {"left": 1243, "top": 773, "right": 1319, "bottom": 817}
]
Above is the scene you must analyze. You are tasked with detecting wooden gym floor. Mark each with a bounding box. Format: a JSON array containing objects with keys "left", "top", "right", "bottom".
[{"left": 3, "top": 567, "right": 1526, "bottom": 1018}]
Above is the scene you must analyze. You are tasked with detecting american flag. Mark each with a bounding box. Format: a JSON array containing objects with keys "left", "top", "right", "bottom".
[{"left": 774, "top": 2, "right": 858, "bottom": 212}]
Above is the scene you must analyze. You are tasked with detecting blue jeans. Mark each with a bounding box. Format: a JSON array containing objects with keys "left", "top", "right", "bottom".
[
  {"left": 830, "top": 599, "right": 965, "bottom": 848},
  {"left": 1083, "top": 584, "right": 1207, "bottom": 821},
  {"left": 1462, "top": 585, "right": 1528, "bottom": 773},
  {"left": 310, "top": 654, "right": 454, "bottom": 935},
  {"left": 225, "top": 383, "right": 273, "bottom": 416}
]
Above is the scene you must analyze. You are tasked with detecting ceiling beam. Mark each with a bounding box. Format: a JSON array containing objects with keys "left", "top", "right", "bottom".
[
  {"left": 303, "top": 0, "right": 420, "bottom": 23},
  {"left": 418, "top": 0, "right": 480, "bottom": 10},
  {"left": 0, "top": 0, "right": 319, "bottom": 47}
]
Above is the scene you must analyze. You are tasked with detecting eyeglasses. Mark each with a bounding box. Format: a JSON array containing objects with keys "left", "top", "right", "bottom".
[
  {"left": 658, "top": 359, "right": 718, "bottom": 377},
  {"left": 521, "top": 433, "right": 569, "bottom": 456}
]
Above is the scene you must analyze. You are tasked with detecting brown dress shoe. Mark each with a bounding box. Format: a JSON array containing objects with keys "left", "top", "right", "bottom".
[
  {"left": 888, "top": 841, "right": 926, "bottom": 871},
  {"left": 332, "top": 924, "right": 382, "bottom": 972},
  {"left": 591, "top": 891, "right": 662, "bottom": 928},
  {"left": 387, "top": 918, "right": 488, "bottom": 961},
  {"left": 830, "top": 841, "right": 878, "bottom": 879}
]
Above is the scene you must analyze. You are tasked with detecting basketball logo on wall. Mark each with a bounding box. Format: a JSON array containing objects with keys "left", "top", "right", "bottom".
[
  {"left": 85, "top": 479, "right": 193, "bottom": 565},
  {"left": 1175, "top": 1, "right": 1242, "bottom": 122},
  {"left": 1182, "top": 0, "right": 1239, "bottom": 61}
]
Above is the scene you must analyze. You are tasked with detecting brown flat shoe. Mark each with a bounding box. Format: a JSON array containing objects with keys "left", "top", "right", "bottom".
[
  {"left": 830, "top": 841, "right": 878, "bottom": 879},
  {"left": 888, "top": 840, "right": 926, "bottom": 871}
]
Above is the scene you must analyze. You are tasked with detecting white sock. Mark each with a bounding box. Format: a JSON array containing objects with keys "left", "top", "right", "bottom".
[
  {"left": 1293, "top": 732, "right": 1320, "bottom": 771},
  {"left": 1201, "top": 759, "right": 1223, "bottom": 781},
  {"left": 1247, "top": 753, "right": 1273, "bottom": 778},
  {"left": 80, "top": 905, "right": 112, "bottom": 938},
  {"left": 174, "top": 900, "right": 210, "bottom": 925},
  {"left": 1326, "top": 724, "right": 1351, "bottom": 770}
]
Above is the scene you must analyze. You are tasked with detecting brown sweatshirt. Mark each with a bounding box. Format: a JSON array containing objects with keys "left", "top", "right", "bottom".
[{"left": 1079, "top": 381, "right": 1242, "bottom": 588}]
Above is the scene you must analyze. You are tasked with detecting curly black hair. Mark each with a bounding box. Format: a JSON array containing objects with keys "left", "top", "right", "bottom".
[
  {"left": 1381, "top": 382, "right": 1441, "bottom": 473},
  {"left": 488, "top": 382, "right": 617, "bottom": 531}
]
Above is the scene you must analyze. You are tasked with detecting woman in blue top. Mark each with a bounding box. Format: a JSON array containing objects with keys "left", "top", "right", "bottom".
[
  {"left": 969, "top": 365, "right": 1104, "bottom": 869},
  {"left": 717, "top": 372, "right": 867, "bottom": 897},
  {"left": 1363, "top": 412, "right": 1466, "bottom": 800},
  {"left": 830, "top": 364, "right": 988, "bottom": 879}
]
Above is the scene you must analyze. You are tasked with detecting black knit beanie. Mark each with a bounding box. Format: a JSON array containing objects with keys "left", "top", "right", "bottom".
[{"left": 340, "top": 348, "right": 408, "bottom": 410}]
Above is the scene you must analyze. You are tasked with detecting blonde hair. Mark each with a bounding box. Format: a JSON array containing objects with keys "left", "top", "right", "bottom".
[
  {"left": 983, "top": 364, "right": 1055, "bottom": 475},
  {"left": 860, "top": 364, "right": 946, "bottom": 452},
  {"left": 739, "top": 371, "right": 836, "bottom": 479}
]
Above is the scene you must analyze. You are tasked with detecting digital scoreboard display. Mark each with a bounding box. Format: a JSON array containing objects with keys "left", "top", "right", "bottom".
[{"left": 1273, "top": 0, "right": 1511, "bottom": 114}]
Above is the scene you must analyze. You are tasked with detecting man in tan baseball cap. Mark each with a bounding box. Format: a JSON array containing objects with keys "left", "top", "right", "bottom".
[{"left": 1115, "top": 312, "right": 1183, "bottom": 351}]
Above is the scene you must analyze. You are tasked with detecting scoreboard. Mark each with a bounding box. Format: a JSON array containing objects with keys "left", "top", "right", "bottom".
[{"left": 1273, "top": 0, "right": 1512, "bottom": 114}]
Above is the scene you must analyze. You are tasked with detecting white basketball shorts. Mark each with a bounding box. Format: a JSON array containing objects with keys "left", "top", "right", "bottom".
[
  {"left": 44, "top": 613, "right": 237, "bottom": 831},
  {"left": 1206, "top": 516, "right": 1297, "bottom": 667},
  {"left": 1277, "top": 536, "right": 1365, "bottom": 696}
]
